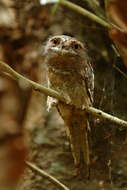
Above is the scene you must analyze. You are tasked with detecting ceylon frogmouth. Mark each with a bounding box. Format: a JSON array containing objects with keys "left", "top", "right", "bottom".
[{"left": 43, "top": 35, "right": 94, "bottom": 176}]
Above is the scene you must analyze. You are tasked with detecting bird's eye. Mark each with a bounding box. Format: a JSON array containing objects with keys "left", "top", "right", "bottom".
[
  {"left": 51, "top": 38, "right": 60, "bottom": 45},
  {"left": 72, "top": 42, "right": 82, "bottom": 50},
  {"left": 74, "top": 44, "right": 80, "bottom": 49},
  {"left": 53, "top": 39, "right": 58, "bottom": 44}
]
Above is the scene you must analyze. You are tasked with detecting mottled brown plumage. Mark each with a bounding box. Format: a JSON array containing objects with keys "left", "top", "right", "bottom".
[{"left": 43, "top": 35, "right": 94, "bottom": 177}]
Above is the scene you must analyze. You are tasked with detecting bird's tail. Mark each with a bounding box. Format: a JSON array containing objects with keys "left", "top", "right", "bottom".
[
  {"left": 57, "top": 102, "right": 90, "bottom": 177},
  {"left": 66, "top": 116, "right": 90, "bottom": 177}
]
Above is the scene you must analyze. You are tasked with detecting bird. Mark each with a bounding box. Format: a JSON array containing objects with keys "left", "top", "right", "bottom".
[{"left": 43, "top": 35, "right": 94, "bottom": 177}]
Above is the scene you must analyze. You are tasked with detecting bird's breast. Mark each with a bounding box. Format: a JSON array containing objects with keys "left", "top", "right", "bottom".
[{"left": 48, "top": 69, "right": 91, "bottom": 109}]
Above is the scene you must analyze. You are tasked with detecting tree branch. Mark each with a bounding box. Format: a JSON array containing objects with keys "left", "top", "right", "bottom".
[
  {"left": 0, "top": 61, "right": 65, "bottom": 102},
  {"left": 26, "top": 161, "right": 70, "bottom": 190},
  {"left": 0, "top": 60, "right": 127, "bottom": 127},
  {"left": 87, "top": 107, "right": 127, "bottom": 127}
]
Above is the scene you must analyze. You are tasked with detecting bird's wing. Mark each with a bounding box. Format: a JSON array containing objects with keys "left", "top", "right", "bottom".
[{"left": 80, "top": 59, "right": 94, "bottom": 104}]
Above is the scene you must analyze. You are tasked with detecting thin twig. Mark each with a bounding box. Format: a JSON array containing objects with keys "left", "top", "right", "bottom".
[
  {"left": 60, "top": 0, "right": 110, "bottom": 28},
  {"left": 82, "top": 0, "right": 106, "bottom": 20},
  {"left": 59, "top": 0, "right": 123, "bottom": 32},
  {"left": 114, "top": 65, "right": 127, "bottom": 80},
  {"left": 0, "top": 60, "right": 127, "bottom": 127},
  {"left": 26, "top": 161, "right": 70, "bottom": 190}
]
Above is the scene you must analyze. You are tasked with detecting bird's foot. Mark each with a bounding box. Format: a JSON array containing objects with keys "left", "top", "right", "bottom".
[{"left": 47, "top": 96, "right": 58, "bottom": 111}]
